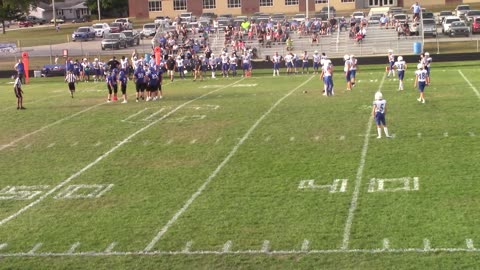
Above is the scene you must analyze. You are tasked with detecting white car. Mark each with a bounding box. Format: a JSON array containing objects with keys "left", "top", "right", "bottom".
[
  {"left": 92, "top": 23, "right": 111, "bottom": 38},
  {"left": 442, "top": 16, "right": 461, "bottom": 34},
  {"left": 141, "top": 23, "right": 157, "bottom": 38},
  {"left": 154, "top": 16, "right": 171, "bottom": 26},
  {"left": 292, "top": 14, "right": 306, "bottom": 22},
  {"left": 455, "top": 4, "right": 470, "bottom": 18},
  {"left": 352, "top": 11, "right": 365, "bottom": 20},
  {"left": 180, "top": 12, "right": 193, "bottom": 22},
  {"left": 114, "top": 18, "right": 133, "bottom": 30}
]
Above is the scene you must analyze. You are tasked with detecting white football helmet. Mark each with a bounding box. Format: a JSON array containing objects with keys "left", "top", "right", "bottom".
[
  {"left": 417, "top": 63, "right": 423, "bottom": 69},
  {"left": 375, "top": 91, "right": 383, "bottom": 100},
  {"left": 398, "top": 56, "right": 403, "bottom": 61},
  {"left": 344, "top": 54, "right": 350, "bottom": 61}
]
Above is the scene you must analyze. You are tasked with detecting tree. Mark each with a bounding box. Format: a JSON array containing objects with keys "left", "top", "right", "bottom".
[
  {"left": 0, "top": 0, "right": 39, "bottom": 34},
  {"left": 86, "top": 0, "right": 128, "bottom": 19}
]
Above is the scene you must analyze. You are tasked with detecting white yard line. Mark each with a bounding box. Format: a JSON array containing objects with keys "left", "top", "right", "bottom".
[
  {"left": 341, "top": 73, "right": 386, "bottom": 250},
  {"left": 67, "top": 242, "right": 81, "bottom": 254},
  {"left": 121, "top": 108, "right": 148, "bottom": 122},
  {"left": 104, "top": 242, "right": 117, "bottom": 252},
  {"left": 459, "top": 70, "right": 480, "bottom": 100},
  {"left": 144, "top": 76, "right": 316, "bottom": 252},
  {"left": 0, "top": 102, "right": 105, "bottom": 151},
  {"left": 0, "top": 79, "right": 245, "bottom": 227}
]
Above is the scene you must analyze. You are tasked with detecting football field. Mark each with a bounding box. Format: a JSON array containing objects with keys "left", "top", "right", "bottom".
[{"left": 0, "top": 62, "right": 479, "bottom": 269}]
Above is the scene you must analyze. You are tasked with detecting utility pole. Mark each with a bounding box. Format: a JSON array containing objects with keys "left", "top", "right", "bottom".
[
  {"left": 52, "top": 0, "right": 56, "bottom": 27},
  {"left": 306, "top": 0, "right": 309, "bottom": 19},
  {"left": 97, "top": 0, "right": 101, "bottom": 20}
]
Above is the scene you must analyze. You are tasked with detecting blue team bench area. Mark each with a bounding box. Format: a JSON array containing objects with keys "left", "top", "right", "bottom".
[{"left": 41, "top": 64, "right": 66, "bottom": 77}]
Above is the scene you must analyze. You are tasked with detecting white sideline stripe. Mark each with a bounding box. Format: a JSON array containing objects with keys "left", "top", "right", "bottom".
[
  {"left": 182, "top": 241, "right": 193, "bottom": 252},
  {"left": 261, "top": 241, "right": 270, "bottom": 253},
  {"left": 68, "top": 242, "right": 81, "bottom": 254},
  {"left": 0, "top": 79, "right": 245, "bottom": 227},
  {"left": 215, "top": 137, "right": 222, "bottom": 144},
  {"left": 222, "top": 241, "right": 232, "bottom": 252},
  {"left": 341, "top": 73, "right": 386, "bottom": 250},
  {"left": 466, "top": 239, "right": 474, "bottom": 250},
  {"left": 423, "top": 239, "right": 431, "bottom": 251},
  {"left": 0, "top": 243, "right": 7, "bottom": 250},
  {"left": 105, "top": 242, "right": 117, "bottom": 253},
  {"left": 6, "top": 247, "right": 480, "bottom": 257},
  {"left": 383, "top": 239, "right": 390, "bottom": 250},
  {"left": 301, "top": 240, "right": 310, "bottom": 252},
  {"left": 0, "top": 102, "right": 105, "bottom": 151},
  {"left": 121, "top": 108, "right": 148, "bottom": 122},
  {"left": 413, "top": 177, "right": 420, "bottom": 191},
  {"left": 144, "top": 76, "right": 315, "bottom": 252},
  {"left": 459, "top": 70, "right": 480, "bottom": 100},
  {"left": 28, "top": 243, "right": 43, "bottom": 254}
]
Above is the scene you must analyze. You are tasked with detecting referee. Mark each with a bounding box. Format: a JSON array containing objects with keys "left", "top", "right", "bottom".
[{"left": 65, "top": 70, "right": 77, "bottom": 98}]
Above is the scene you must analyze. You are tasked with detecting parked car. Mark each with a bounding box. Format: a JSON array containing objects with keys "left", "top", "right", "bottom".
[
  {"left": 72, "top": 15, "right": 91, "bottom": 23},
  {"left": 368, "top": 14, "right": 382, "bottom": 25},
  {"left": 26, "top": 16, "right": 46, "bottom": 25},
  {"left": 472, "top": 16, "right": 480, "bottom": 33},
  {"left": 455, "top": 4, "right": 471, "bottom": 18},
  {"left": 154, "top": 16, "right": 171, "bottom": 26},
  {"left": 200, "top": 12, "right": 216, "bottom": 20},
  {"left": 320, "top": 6, "right": 336, "bottom": 18},
  {"left": 1, "top": 21, "right": 11, "bottom": 28},
  {"left": 442, "top": 16, "right": 461, "bottom": 34},
  {"left": 114, "top": 18, "right": 133, "bottom": 30},
  {"left": 438, "top": 11, "right": 454, "bottom": 25},
  {"left": 292, "top": 14, "right": 306, "bottom": 23},
  {"left": 141, "top": 23, "right": 157, "bottom": 38},
  {"left": 72, "top": 26, "right": 96, "bottom": 41},
  {"left": 180, "top": 12, "right": 193, "bottom": 22},
  {"left": 18, "top": 20, "right": 34, "bottom": 27},
  {"left": 422, "top": 12, "right": 434, "bottom": 20},
  {"left": 50, "top": 18, "right": 65, "bottom": 24},
  {"left": 101, "top": 33, "right": 128, "bottom": 50},
  {"left": 92, "top": 23, "right": 111, "bottom": 37},
  {"left": 109, "top": 22, "right": 124, "bottom": 33},
  {"left": 420, "top": 18, "right": 437, "bottom": 37},
  {"left": 352, "top": 11, "right": 365, "bottom": 20},
  {"left": 393, "top": 14, "right": 408, "bottom": 24},
  {"left": 464, "top": 10, "right": 480, "bottom": 24},
  {"left": 448, "top": 21, "right": 470, "bottom": 36},
  {"left": 122, "top": 30, "right": 140, "bottom": 46}
]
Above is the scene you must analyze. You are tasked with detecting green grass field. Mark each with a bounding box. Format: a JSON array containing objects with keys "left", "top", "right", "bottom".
[{"left": 0, "top": 62, "right": 479, "bottom": 269}]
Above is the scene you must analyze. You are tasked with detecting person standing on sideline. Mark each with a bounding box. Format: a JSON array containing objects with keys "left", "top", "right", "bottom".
[
  {"left": 134, "top": 65, "right": 147, "bottom": 102},
  {"left": 14, "top": 59, "right": 25, "bottom": 84},
  {"left": 414, "top": 63, "right": 428, "bottom": 103},
  {"left": 14, "top": 75, "right": 25, "bottom": 110},
  {"left": 344, "top": 55, "right": 352, "bottom": 91},
  {"left": 422, "top": 52, "right": 432, "bottom": 85},
  {"left": 387, "top": 49, "right": 395, "bottom": 77},
  {"left": 65, "top": 70, "right": 77, "bottom": 98},
  {"left": 272, "top": 51, "right": 281, "bottom": 76},
  {"left": 119, "top": 70, "right": 128, "bottom": 103},
  {"left": 349, "top": 55, "right": 358, "bottom": 88},
  {"left": 166, "top": 55, "right": 176, "bottom": 82},
  {"left": 312, "top": 51, "right": 321, "bottom": 74},
  {"left": 372, "top": 92, "right": 391, "bottom": 139},
  {"left": 301, "top": 51, "right": 309, "bottom": 74},
  {"left": 394, "top": 56, "right": 407, "bottom": 90}
]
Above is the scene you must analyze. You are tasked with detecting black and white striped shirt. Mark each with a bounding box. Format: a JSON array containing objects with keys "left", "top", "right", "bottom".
[
  {"left": 14, "top": 78, "right": 22, "bottom": 88},
  {"left": 65, "top": 73, "right": 76, "bottom": 83}
]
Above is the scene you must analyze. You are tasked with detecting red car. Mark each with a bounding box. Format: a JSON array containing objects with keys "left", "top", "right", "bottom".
[
  {"left": 18, "top": 20, "right": 34, "bottom": 27},
  {"left": 109, "top": 22, "right": 124, "bottom": 33},
  {"left": 472, "top": 16, "right": 480, "bottom": 33}
]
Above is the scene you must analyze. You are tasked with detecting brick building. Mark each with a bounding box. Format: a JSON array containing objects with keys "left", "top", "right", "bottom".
[{"left": 128, "top": 0, "right": 478, "bottom": 18}]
